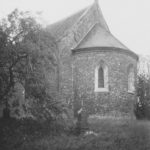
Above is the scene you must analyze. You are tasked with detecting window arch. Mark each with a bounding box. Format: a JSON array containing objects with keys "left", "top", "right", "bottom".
[
  {"left": 95, "top": 61, "right": 108, "bottom": 92},
  {"left": 127, "top": 64, "right": 135, "bottom": 93}
]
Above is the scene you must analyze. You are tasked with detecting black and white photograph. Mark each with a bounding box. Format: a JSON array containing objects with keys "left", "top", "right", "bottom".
[{"left": 0, "top": 0, "right": 150, "bottom": 149}]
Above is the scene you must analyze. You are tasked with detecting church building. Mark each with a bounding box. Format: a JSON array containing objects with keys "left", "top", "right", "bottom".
[{"left": 47, "top": 0, "right": 139, "bottom": 117}]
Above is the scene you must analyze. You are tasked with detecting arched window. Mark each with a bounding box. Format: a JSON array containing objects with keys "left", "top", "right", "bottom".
[
  {"left": 98, "top": 67, "right": 104, "bottom": 88},
  {"left": 127, "top": 65, "right": 135, "bottom": 93},
  {"left": 95, "top": 61, "right": 108, "bottom": 92}
]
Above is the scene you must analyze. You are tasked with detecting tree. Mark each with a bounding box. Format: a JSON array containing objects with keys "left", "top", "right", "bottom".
[
  {"left": 0, "top": 9, "right": 59, "bottom": 119},
  {"left": 135, "top": 56, "right": 150, "bottom": 120},
  {"left": 21, "top": 28, "right": 62, "bottom": 121}
]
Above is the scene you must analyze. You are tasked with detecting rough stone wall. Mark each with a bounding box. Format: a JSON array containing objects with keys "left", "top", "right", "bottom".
[
  {"left": 72, "top": 50, "right": 137, "bottom": 117},
  {"left": 55, "top": 3, "right": 138, "bottom": 117},
  {"left": 57, "top": 5, "right": 99, "bottom": 105}
]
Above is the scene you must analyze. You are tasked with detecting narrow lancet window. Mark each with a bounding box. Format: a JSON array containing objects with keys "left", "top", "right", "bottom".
[
  {"left": 128, "top": 65, "right": 135, "bottom": 93},
  {"left": 95, "top": 61, "right": 108, "bottom": 92},
  {"left": 98, "top": 67, "right": 104, "bottom": 88}
]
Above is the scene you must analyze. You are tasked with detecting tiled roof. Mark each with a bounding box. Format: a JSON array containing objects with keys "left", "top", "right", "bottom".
[
  {"left": 46, "top": 1, "right": 138, "bottom": 57},
  {"left": 46, "top": 7, "right": 88, "bottom": 40}
]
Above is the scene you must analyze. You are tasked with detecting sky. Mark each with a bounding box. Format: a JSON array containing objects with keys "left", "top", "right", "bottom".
[{"left": 0, "top": 0, "right": 150, "bottom": 55}]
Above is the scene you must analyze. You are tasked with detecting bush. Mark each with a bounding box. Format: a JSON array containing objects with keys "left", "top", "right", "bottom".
[{"left": 135, "top": 74, "right": 150, "bottom": 120}]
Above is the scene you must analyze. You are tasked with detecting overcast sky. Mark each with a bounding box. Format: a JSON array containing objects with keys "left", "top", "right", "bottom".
[{"left": 0, "top": 0, "right": 150, "bottom": 55}]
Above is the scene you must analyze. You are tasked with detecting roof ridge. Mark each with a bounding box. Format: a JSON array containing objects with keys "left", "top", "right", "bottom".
[
  {"left": 54, "top": 3, "right": 96, "bottom": 41},
  {"left": 75, "top": 5, "right": 92, "bottom": 25},
  {"left": 69, "top": 2, "right": 110, "bottom": 49},
  {"left": 72, "top": 23, "right": 98, "bottom": 49},
  {"left": 58, "top": 5, "right": 92, "bottom": 41},
  {"left": 48, "top": 7, "right": 87, "bottom": 28},
  {"left": 46, "top": 1, "right": 110, "bottom": 43},
  {"left": 46, "top": 7, "right": 88, "bottom": 40}
]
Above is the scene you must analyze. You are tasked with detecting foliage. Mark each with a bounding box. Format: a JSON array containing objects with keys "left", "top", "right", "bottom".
[
  {"left": 20, "top": 26, "right": 60, "bottom": 121},
  {"left": 0, "top": 9, "right": 64, "bottom": 120},
  {"left": 135, "top": 74, "right": 150, "bottom": 120},
  {"left": 0, "top": 9, "right": 41, "bottom": 108}
]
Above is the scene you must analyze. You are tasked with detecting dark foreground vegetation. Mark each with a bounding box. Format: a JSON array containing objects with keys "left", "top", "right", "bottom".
[
  {"left": 0, "top": 117, "right": 150, "bottom": 150},
  {"left": 135, "top": 74, "right": 150, "bottom": 120}
]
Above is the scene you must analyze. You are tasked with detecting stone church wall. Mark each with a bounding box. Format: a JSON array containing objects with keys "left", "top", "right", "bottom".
[
  {"left": 56, "top": 4, "right": 99, "bottom": 106},
  {"left": 72, "top": 49, "right": 137, "bottom": 117}
]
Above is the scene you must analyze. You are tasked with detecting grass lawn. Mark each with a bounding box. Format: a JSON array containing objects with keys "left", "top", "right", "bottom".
[{"left": 0, "top": 117, "right": 150, "bottom": 150}]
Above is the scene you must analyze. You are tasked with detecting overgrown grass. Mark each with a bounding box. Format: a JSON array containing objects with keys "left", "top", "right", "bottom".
[
  {"left": 88, "top": 117, "right": 150, "bottom": 150},
  {"left": 0, "top": 117, "right": 150, "bottom": 150},
  {"left": 0, "top": 117, "right": 67, "bottom": 150}
]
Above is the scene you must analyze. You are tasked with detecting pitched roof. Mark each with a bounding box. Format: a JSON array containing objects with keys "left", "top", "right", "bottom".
[
  {"left": 46, "top": 1, "right": 110, "bottom": 41},
  {"left": 46, "top": 1, "right": 138, "bottom": 57},
  {"left": 76, "top": 23, "right": 129, "bottom": 50},
  {"left": 46, "top": 7, "right": 88, "bottom": 40}
]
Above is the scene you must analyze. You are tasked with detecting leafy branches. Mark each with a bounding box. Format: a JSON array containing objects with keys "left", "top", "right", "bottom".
[{"left": 0, "top": 9, "right": 59, "bottom": 120}]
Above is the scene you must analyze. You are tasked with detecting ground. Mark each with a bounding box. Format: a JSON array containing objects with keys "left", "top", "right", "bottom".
[{"left": 0, "top": 116, "right": 150, "bottom": 150}]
